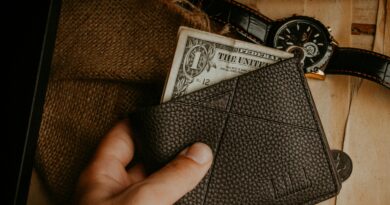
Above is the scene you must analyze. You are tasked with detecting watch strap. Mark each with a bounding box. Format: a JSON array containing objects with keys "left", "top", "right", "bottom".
[
  {"left": 191, "top": 0, "right": 390, "bottom": 89},
  {"left": 191, "top": 0, "right": 272, "bottom": 43},
  {"left": 327, "top": 47, "right": 390, "bottom": 89}
]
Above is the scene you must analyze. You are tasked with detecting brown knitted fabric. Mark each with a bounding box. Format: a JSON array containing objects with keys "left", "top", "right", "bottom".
[{"left": 35, "top": 0, "right": 211, "bottom": 203}]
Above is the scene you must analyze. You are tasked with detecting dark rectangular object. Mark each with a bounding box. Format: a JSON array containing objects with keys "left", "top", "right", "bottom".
[
  {"left": 131, "top": 57, "right": 341, "bottom": 205},
  {"left": 7, "top": 0, "right": 61, "bottom": 204}
]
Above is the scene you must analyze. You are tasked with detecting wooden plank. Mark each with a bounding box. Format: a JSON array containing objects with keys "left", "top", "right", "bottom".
[{"left": 240, "top": 1, "right": 390, "bottom": 205}]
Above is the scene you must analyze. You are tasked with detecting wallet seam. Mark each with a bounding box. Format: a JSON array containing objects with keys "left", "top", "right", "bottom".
[
  {"left": 160, "top": 101, "right": 320, "bottom": 131},
  {"left": 297, "top": 66, "right": 341, "bottom": 203},
  {"left": 201, "top": 76, "right": 239, "bottom": 205},
  {"left": 201, "top": 114, "right": 230, "bottom": 205},
  {"left": 177, "top": 89, "right": 235, "bottom": 111},
  {"left": 229, "top": 111, "right": 318, "bottom": 132},
  {"left": 189, "top": 89, "right": 234, "bottom": 104}
]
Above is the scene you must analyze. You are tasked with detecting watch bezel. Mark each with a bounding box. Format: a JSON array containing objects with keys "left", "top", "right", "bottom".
[{"left": 266, "top": 16, "right": 335, "bottom": 75}]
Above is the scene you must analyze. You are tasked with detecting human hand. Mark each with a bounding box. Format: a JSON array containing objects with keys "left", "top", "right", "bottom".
[{"left": 75, "top": 121, "right": 213, "bottom": 205}]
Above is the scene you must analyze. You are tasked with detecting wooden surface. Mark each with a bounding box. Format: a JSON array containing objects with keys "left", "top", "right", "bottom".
[
  {"left": 28, "top": 0, "right": 390, "bottom": 204},
  {"left": 237, "top": 0, "right": 390, "bottom": 205}
]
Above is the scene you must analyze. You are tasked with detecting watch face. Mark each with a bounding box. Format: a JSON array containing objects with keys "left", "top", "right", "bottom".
[{"left": 272, "top": 18, "right": 333, "bottom": 72}]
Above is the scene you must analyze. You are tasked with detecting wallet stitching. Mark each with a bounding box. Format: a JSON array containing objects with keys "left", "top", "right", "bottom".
[
  {"left": 162, "top": 102, "right": 319, "bottom": 131},
  {"left": 297, "top": 67, "right": 340, "bottom": 202},
  {"left": 228, "top": 111, "right": 318, "bottom": 132},
  {"left": 201, "top": 114, "right": 229, "bottom": 205},
  {"left": 179, "top": 89, "right": 235, "bottom": 103},
  {"left": 193, "top": 90, "right": 235, "bottom": 111},
  {"left": 201, "top": 78, "right": 239, "bottom": 205},
  {"left": 226, "top": 78, "right": 239, "bottom": 110}
]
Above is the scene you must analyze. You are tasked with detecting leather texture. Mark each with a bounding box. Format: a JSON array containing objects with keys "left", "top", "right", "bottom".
[
  {"left": 131, "top": 57, "right": 342, "bottom": 205},
  {"left": 191, "top": 0, "right": 390, "bottom": 89},
  {"left": 191, "top": 0, "right": 271, "bottom": 43},
  {"left": 326, "top": 47, "right": 390, "bottom": 89}
]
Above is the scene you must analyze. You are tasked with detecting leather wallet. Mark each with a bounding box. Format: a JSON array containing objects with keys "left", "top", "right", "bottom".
[{"left": 130, "top": 57, "right": 342, "bottom": 205}]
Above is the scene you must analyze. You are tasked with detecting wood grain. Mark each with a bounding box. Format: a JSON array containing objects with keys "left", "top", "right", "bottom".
[{"left": 236, "top": 0, "right": 390, "bottom": 204}]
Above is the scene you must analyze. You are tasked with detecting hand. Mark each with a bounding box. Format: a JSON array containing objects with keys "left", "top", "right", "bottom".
[{"left": 75, "top": 121, "right": 213, "bottom": 205}]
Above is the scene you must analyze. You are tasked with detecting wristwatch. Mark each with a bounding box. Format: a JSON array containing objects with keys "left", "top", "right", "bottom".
[{"left": 188, "top": 0, "right": 390, "bottom": 88}]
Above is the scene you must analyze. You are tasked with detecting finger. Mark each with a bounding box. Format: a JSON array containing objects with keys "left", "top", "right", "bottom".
[
  {"left": 127, "top": 163, "right": 147, "bottom": 184},
  {"left": 94, "top": 120, "right": 135, "bottom": 166},
  {"left": 78, "top": 121, "right": 135, "bottom": 193},
  {"left": 128, "top": 143, "right": 213, "bottom": 205}
]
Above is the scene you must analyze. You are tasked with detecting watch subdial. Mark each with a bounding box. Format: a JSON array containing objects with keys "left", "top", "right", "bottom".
[{"left": 303, "top": 42, "right": 319, "bottom": 57}]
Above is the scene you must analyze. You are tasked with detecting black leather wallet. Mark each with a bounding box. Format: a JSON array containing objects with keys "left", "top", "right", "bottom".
[{"left": 131, "top": 57, "right": 342, "bottom": 205}]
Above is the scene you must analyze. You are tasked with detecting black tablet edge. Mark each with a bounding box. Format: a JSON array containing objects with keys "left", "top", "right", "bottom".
[{"left": 12, "top": 1, "right": 61, "bottom": 204}]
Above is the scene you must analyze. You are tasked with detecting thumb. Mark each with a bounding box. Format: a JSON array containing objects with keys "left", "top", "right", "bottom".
[{"left": 129, "top": 143, "right": 213, "bottom": 205}]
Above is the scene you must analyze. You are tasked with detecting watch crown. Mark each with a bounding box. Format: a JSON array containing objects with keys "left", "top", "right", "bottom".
[{"left": 327, "top": 26, "right": 332, "bottom": 33}]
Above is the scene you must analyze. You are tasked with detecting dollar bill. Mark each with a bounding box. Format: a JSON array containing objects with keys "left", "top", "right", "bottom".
[{"left": 161, "top": 27, "right": 294, "bottom": 102}]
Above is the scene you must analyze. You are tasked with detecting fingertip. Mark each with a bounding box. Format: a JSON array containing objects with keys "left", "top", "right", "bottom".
[
  {"left": 109, "top": 120, "right": 132, "bottom": 138},
  {"left": 132, "top": 142, "right": 213, "bottom": 204},
  {"left": 180, "top": 142, "right": 213, "bottom": 165}
]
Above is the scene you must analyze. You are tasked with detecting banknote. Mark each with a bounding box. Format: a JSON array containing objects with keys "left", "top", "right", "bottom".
[{"left": 161, "top": 27, "right": 294, "bottom": 102}]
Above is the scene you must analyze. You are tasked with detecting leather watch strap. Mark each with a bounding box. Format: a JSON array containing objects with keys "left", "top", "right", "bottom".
[
  {"left": 327, "top": 47, "right": 390, "bottom": 89},
  {"left": 190, "top": 0, "right": 390, "bottom": 89},
  {"left": 191, "top": 0, "right": 272, "bottom": 43}
]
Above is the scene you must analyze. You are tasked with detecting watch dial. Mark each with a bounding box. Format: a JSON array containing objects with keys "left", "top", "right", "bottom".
[{"left": 273, "top": 19, "right": 330, "bottom": 69}]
